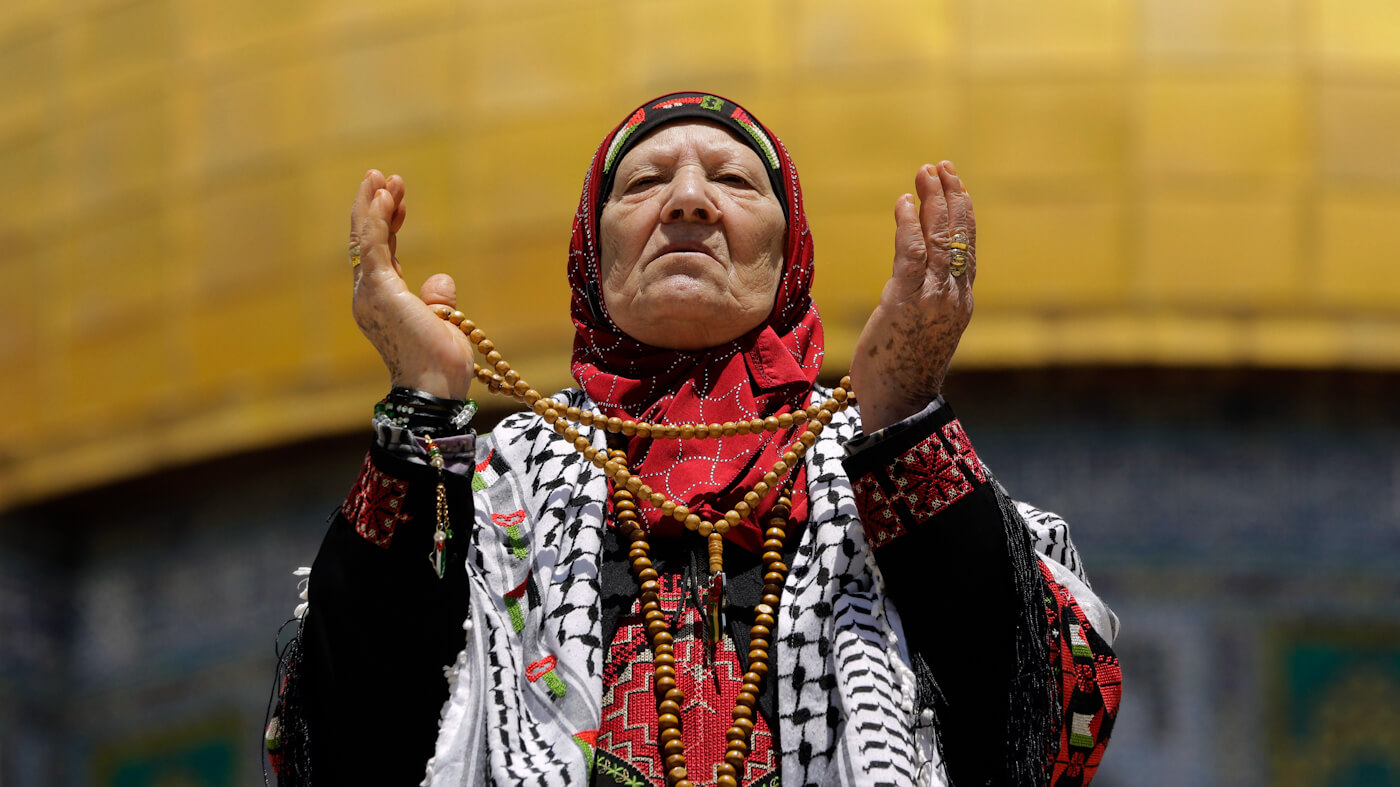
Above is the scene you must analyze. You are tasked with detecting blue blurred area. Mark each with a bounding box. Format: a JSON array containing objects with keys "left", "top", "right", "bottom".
[
  {"left": 956, "top": 369, "right": 1400, "bottom": 787},
  {"left": 1, "top": 368, "right": 1397, "bottom": 786}
]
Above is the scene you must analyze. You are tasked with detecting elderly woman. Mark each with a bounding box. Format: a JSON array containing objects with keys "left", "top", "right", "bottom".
[{"left": 268, "top": 93, "right": 1121, "bottom": 787}]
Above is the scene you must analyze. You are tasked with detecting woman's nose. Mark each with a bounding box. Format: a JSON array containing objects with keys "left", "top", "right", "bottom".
[{"left": 661, "top": 167, "right": 718, "bottom": 224}]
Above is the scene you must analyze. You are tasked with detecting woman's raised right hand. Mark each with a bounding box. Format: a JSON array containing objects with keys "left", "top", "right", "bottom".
[{"left": 349, "top": 170, "right": 475, "bottom": 401}]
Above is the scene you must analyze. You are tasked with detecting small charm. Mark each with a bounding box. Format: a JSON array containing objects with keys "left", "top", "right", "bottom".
[
  {"left": 707, "top": 570, "right": 727, "bottom": 649},
  {"left": 430, "top": 528, "right": 449, "bottom": 578},
  {"left": 425, "top": 435, "right": 452, "bottom": 579}
]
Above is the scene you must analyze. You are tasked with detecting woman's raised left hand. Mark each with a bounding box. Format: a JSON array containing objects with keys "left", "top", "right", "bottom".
[{"left": 850, "top": 161, "right": 976, "bottom": 434}]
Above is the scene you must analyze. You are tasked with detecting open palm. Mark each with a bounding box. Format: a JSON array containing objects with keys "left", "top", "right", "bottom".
[{"left": 850, "top": 161, "right": 976, "bottom": 434}]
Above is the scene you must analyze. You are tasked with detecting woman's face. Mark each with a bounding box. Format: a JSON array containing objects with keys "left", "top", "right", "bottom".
[{"left": 599, "top": 121, "right": 787, "bottom": 350}]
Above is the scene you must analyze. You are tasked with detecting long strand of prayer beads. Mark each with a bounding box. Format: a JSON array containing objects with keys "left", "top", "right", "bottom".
[
  {"left": 432, "top": 308, "right": 854, "bottom": 540},
  {"left": 612, "top": 450, "right": 796, "bottom": 787},
  {"left": 432, "top": 305, "right": 854, "bottom": 441},
  {"left": 435, "top": 309, "right": 829, "bottom": 784}
]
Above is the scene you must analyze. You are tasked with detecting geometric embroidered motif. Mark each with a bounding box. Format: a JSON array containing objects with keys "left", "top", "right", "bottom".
[
  {"left": 597, "top": 571, "right": 779, "bottom": 787},
  {"left": 851, "top": 420, "right": 982, "bottom": 549},
  {"left": 1041, "top": 560, "right": 1121, "bottom": 786},
  {"left": 853, "top": 473, "right": 904, "bottom": 547},
  {"left": 888, "top": 428, "right": 971, "bottom": 521},
  {"left": 941, "top": 419, "right": 987, "bottom": 483},
  {"left": 1069, "top": 623, "right": 1093, "bottom": 658},
  {"left": 340, "top": 452, "right": 410, "bottom": 549},
  {"left": 1069, "top": 712, "right": 1095, "bottom": 748}
]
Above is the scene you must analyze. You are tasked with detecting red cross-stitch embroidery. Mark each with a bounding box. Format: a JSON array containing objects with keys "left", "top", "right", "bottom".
[
  {"left": 888, "top": 430, "right": 972, "bottom": 521},
  {"left": 340, "top": 452, "right": 410, "bottom": 549},
  {"left": 853, "top": 474, "right": 904, "bottom": 547},
  {"left": 852, "top": 425, "right": 983, "bottom": 548},
  {"left": 1041, "top": 561, "right": 1121, "bottom": 785},
  {"left": 941, "top": 419, "right": 987, "bottom": 483},
  {"left": 597, "top": 572, "right": 779, "bottom": 786},
  {"left": 1067, "top": 751, "right": 1086, "bottom": 778},
  {"left": 1075, "top": 663, "right": 1098, "bottom": 693}
]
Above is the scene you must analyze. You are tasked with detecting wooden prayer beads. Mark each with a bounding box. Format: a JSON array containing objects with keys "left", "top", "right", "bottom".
[
  {"left": 437, "top": 310, "right": 836, "bottom": 785},
  {"left": 612, "top": 449, "right": 795, "bottom": 787},
  {"left": 436, "top": 309, "right": 834, "bottom": 778},
  {"left": 435, "top": 307, "right": 854, "bottom": 544},
  {"left": 434, "top": 305, "right": 854, "bottom": 442}
]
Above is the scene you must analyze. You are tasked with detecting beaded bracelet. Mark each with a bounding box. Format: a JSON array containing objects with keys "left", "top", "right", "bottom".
[{"left": 376, "top": 387, "right": 477, "bottom": 436}]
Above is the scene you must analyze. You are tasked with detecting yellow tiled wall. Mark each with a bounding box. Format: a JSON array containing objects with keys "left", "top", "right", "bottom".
[{"left": 3, "top": 0, "right": 1399, "bottom": 507}]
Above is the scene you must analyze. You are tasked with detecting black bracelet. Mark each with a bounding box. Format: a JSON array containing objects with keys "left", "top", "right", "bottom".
[{"left": 376, "top": 388, "right": 474, "bottom": 436}]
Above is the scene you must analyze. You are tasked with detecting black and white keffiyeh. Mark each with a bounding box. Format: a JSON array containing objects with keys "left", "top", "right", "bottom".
[{"left": 414, "top": 389, "right": 1108, "bottom": 787}]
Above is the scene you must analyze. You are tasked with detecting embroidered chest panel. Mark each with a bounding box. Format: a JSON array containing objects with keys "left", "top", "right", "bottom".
[{"left": 596, "top": 572, "right": 779, "bottom": 787}]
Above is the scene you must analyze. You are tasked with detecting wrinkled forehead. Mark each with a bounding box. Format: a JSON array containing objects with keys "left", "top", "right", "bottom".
[
  {"left": 610, "top": 120, "right": 766, "bottom": 180},
  {"left": 594, "top": 93, "right": 789, "bottom": 220}
]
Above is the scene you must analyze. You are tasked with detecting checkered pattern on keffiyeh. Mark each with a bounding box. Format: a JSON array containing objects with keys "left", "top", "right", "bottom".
[
  {"left": 418, "top": 389, "right": 1118, "bottom": 786},
  {"left": 423, "top": 390, "right": 952, "bottom": 786}
]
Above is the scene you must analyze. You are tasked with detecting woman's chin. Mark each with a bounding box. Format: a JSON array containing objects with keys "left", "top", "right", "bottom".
[
  {"left": 622, "top": 299, "right": 756, "bottom": 350},
  {"left": 631, "top": 321, "right": 740, "bottom": 350}
]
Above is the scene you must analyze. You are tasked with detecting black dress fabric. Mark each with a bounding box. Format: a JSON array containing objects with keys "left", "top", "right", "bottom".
[{"left": 274, "top": 406, "right": 1061, "bottom": 786}]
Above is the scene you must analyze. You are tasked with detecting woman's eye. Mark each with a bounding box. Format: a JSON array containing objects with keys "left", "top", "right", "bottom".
[
  {"left": 627, "top": 176, "right": 661, "bottom": 191},
  {"left": 717, "top": 174, "right": 751, "bottom": 187}
]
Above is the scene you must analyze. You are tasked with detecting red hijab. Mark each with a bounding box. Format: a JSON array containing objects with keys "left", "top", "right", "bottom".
[{"left": 568, "top": 92, "right": 823, "bottom": 553}]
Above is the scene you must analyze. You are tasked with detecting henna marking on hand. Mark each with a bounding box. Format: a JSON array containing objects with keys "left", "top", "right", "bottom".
[
  {"left": 894, "top": 309, "right": 961, "bottom": 400},
  {"left": 359, "top": 311, "right": 405, "bottom": 381}
]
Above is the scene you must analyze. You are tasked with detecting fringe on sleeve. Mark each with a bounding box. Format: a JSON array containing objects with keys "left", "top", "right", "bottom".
[
  {"left": 265, "top": 622, "right": 313, "bottom": 786},
  {"left": 995, "top": 482, "right": 1060, "bottom": 786}
]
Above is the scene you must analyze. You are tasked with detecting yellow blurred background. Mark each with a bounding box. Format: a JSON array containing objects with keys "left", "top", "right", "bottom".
[
  {"left": 3, "top": 2, "right": 1400, "bottom": 785},
  {"left": 4, "top": 0, "right": 1400, "bottom": 509}
]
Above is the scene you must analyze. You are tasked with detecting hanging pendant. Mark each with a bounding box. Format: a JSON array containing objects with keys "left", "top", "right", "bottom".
[
  {"left": 705, "top": 530, "right": 727, "bottom": 659},
  {"left": 686, "top": 552, "right": 705, "bottom": 628},
  {"left": 707, "top": 570, "right": 726, "bottom": 648},
  {"left": 425, "top": 436, "right": 451, "bottom": 580},
  {"left": 431, "top": 528, "right": 448, "bottom": 578}
]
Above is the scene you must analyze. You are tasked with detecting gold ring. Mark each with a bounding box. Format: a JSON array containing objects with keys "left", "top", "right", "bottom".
[
  {"left": 950, "top": 249, "right": 969, "bottom": 277},
  {"left": 349, "top": 245, "right": 362, "bottom": 268},
  {"left": 949, "top": 233, "right": 970, "bottom": 277}
]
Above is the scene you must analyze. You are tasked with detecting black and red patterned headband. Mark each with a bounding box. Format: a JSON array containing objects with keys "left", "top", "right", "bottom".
[{"left": 594, "top": 92, "right": 788, "bottom": 219}]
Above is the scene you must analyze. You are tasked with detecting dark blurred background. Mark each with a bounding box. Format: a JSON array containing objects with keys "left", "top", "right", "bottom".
[{"left": 3, "top": 1, "right": 1399, "bottom": 785}]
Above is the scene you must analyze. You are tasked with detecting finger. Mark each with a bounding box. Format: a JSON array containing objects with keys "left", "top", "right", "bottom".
[
  {"left": 390, "top": 197, "right": 407, "bottom": 235},
  {"left": 891, "top": 193, "right": 926, "bottom": 281},
  {"left": 384, "top": 173, "right": 406, "bottom": 205},
  {"left": 349, "top": 170, "right": 385, "bottom": 236},
  {"left": 939, "top": 161, "right": 976, "bottom": 285},
  {"left": 939, "top": 161, "right": 972, "bottom": 240},
  {"left": 355, "top": 188, "right": 399, "bottom": 279},
  {"left": 349, "top": 170, "right": 389, "bottom": 278},
  {"left": 420, "top": 273, "right": 458, "bottom": 310},
  {"left": 915, "top": 164, "right": 950, "bottom": 253},
  {"left": 384, "top": 173, "right": 407, "bottom": 245}
]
